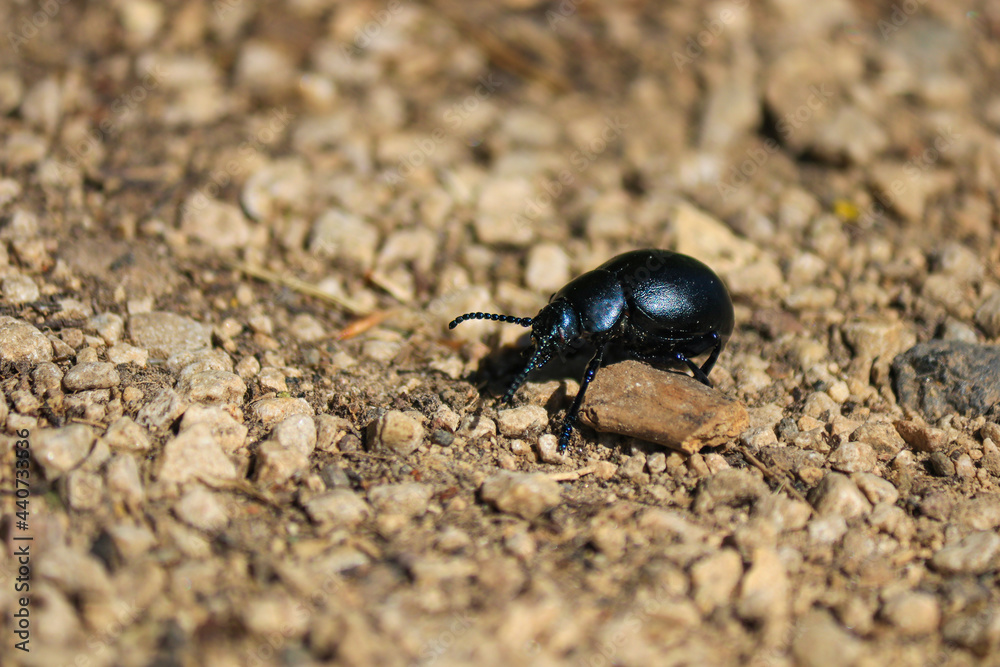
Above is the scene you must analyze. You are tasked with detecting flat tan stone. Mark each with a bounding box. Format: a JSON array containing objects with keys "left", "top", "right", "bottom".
[{"left": 579, "top": 360, "right": 748, "bottom": 454}]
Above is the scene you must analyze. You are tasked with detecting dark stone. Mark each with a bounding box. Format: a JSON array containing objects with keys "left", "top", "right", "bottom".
[
  {"left": 757, "top": 445, "right": 825, "bottom": 473},
  {"left": 431, "top": 428, "right": 455, "bottom": 446},
  {"left": 320, "top": 463, "right": 351, "bottom": 489},
  {"left": 776, "top": 417, "right": 799, "bottom": 442},
  {"left": 927, "top": 452, "right": 956, "bottom": 477},
  {"left": 891, "top": 341, "right": 1000, "bottom": 421}
]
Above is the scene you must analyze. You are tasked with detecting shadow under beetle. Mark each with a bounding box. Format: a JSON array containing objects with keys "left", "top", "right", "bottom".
[{"left": 449, "top": 249, "right": 735, "bottom": 453}]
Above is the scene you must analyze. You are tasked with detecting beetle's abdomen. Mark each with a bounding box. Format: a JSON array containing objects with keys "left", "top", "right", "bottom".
[{"left": 599, "top": 249, "right": 734, "bottom": 339}]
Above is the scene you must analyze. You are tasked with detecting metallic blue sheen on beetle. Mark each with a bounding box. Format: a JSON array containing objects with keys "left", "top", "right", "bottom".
[{"left": 449, "top": 249, "right": 734, "bottom": 452}]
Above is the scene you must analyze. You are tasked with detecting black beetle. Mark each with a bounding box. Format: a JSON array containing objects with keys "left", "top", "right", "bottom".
[{"left": 449, "top": 249, "right": 734, "bottom": 452}]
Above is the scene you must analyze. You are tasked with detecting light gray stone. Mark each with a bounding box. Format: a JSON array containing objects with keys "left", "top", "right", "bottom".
[
  {"left": 33, "top": 425, "right": 96, "bottom": 476},
  {"left": 480, "top": 471, "right": 561, "bottom": 520},
  {"left": 367, "top": 482, "right": 433, "bottom": 518},
  {"left": 63, "top": 362, "right": 120, "bottom": 391},
  {"left": 368, "top": 410, "right": 424, "bottom": 456},
  {"left": 128, "top": 312, "right": 211, "bottom": 360},
  {"left": 304, "top": 490, "right": 371, "bottom": 528},
  {"left": 0, "top": 315, "right": 52, "bottom": 364},
  {"left": 158, "top": 423, "right": 238, "bottom": 485}
]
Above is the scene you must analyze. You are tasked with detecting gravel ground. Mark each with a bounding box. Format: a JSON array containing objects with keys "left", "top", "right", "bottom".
[{"left": 1, "top": 1, "right": 1000, "bottom": 665}]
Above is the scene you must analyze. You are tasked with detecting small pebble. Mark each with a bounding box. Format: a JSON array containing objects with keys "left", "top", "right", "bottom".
[
  {"left": 792, "top": 609, "right": 862, "bottom": 667},
  {"left": 250, "top": 397, "right": 314, "bottom": 424},
  {"left": 592, "top": 460, "right": 617, "bottom": 480},
  {"left": 368, "top": 410, "right": 424, "bottom": 456},
  {"left": 619, "top": 454, "right": 649, "bottom": 484},
  {"left": 271, "top": 414, "right": 317, "bottom": 457},
  {"left": 367, "top": 482, "right": 433, "bottom": 518},
  {"left": 524, "top": 243, "right": 571, "bottom": 293},
  {"left": 289, "top": 313, "right": 327, "bottom": 342},
  {"left": 315, "top": 415, "right": 353, "bottom": 453},
  {"left": 33, "top": 425, "right": 96, "bottom": 476},
  {"left": 102, "top": 417, "right": 151, "bottom": 452},
  {"left": 136, "top": 387, "right": 188, "bottom": 430},
  {"left": 128, "top": 312, "right": 211, "bottom": 361},
  {"left": 106, "top": 455, "right": 144, "bottom": 506},
  {"left": 180, "top": 197, "right": 251, "bottom": 249},
  {"left": 975, "top": 291, "right": 1000, "bottom": 338},
  {"left": 462, "top": 415, "right": 497, "bottom": 440},
  {"left": 65, "top": 470, "right": 103, "bottom": 511},
  {"left": 693, "top": 469, "right": 769, "bottom": 514},
  {"left": 737, "top": 547, "right": 789, "bottom": 626},
  {"left": 32, "top": 362, "right": 63, "bottom": 397},
  {"left": 63, "top": 362, "right": 121, "bottom": 391},
  {"left": 867, "top": 503, "right": 911, "bottom": 539},
  {"left": 690, "top": 549, "right": 743, "bottom": 613},
  {"left": 536, "top": 434, "right": 566, "bottom": 464},
  {"left": 86, "top": 313, "right": 125, "bottom": 345},
  {"left": 257, "top": 367, "right": 288, "bottom": 393},
  {"left": 808, "top": 472, "right": 871, "bottom": 519},
  {"left": 850, "top": 472, "right": 899, "bottom": 505},
  {"left": 178, "top": 370, "right": 246, "bottom": 405},
  {"left": 930, "top": 531, "right": 1000, "bottom": 575},
  {"left": 920, "top": 491, "right": 954, "bottom": 522},
  {"left": 827, "top": 440, "right": 877, "bottom": 474},
  {"left": 254, "top": 440, "right": 310, "bottom": 486},
  {"left": 646, "top": 451, "right": 667, "bottom": 475},
  {"left": 0, "top": 316, "right": 53, "bottom": 364},
  {"left": 179, "top": 405, "right": 248, "bottom": 454},
  {"left": 480, "top": 471, "right": 561, "bottom": 520},
  {"left": 304, "top": 490, "right": 371, "bottom": 528},
  {"left": 2, "top": 275, "right": 39, "bottom": 303},
  {"left": 106, "top": 343, "right": 149, "bottom": 366},
  {"left": 894, "top": 420, "right": 948, "bottom": 453},
  {"left": 927, "top": 451, "right": 955, "bottom": 477},
  {"left": 175, "top": 486, "right": 229, "bottom": 532},
  {"left": 497, "top": 405, "right": 548, "bottom": 438},
  {"left": 158, "top": 423, "right": 238, "bottom": 484},
  {"left": 851, "top": 420, "right": 905, "bottom": 460},
  {"left": 880, "top": 591, "right": 940, "bottom": 636},
  {"left": 106, "top": 523, "right": 156, "bottom": 559}
]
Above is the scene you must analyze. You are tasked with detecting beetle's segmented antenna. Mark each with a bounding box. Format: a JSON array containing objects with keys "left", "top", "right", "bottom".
[
  {"left": 448, "top": 312, "right": 533, "bottom": 329},
  {"left": 501, "top": 346, "right": 552, "bottom": 404}
]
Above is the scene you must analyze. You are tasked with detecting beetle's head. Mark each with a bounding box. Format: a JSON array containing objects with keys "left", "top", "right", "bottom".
[
  {"left": 530, "top": 299, "right": 581, "bottom": 358},
  {"left": 447, "top": 300, "right": 580, "bottom": 404}
]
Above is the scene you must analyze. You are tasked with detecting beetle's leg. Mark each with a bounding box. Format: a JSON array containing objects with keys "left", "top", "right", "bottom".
[
  {"left": 631, "top": 349, "right": 713, "bottom": 386},
  {"left": 699, "top": 331, "right": 723, "bottom": 377},
  {"left": 558, "top": 344, "right": 607, "bottom": 453},
  {"left": 678, "top": 352, "right": 712, "bottom": 386},
  {"left": 501, "top": 348, "right": 551, "bottom": 404}
]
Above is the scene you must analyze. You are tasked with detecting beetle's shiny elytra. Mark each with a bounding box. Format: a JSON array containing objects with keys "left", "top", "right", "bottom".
[{"left": 449, "top": 249, "right": 735, "bottom": 452}]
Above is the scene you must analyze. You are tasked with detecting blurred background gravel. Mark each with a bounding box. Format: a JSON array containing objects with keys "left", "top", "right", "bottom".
[{"left": 1, "top": 0, "right": 999, "bottom": 665}]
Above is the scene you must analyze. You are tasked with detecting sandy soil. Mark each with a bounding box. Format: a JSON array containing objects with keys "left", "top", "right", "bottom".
[{"left": 1, "top": 1, "right": 1000, "bottom": 666}]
